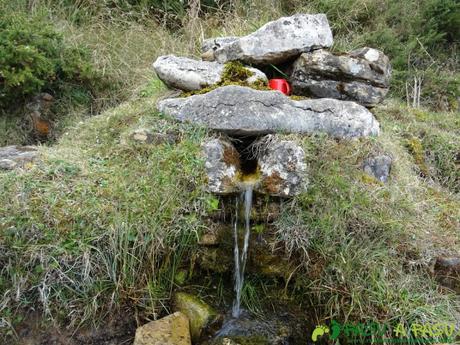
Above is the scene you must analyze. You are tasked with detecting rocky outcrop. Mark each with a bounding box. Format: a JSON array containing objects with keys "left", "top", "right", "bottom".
[
  {"left": 363, "top": 154, "right": 392, "bottom": 183},
  {"left": 152, "top": 55, "right": 266, "bottom": 91},
  {"left": 256, "top": 137, "right": 307, "bottom": 197},
  {"left": 290, "top": 48, "right": 391, "bottom": 107},
  {"left": 0, "top": 146, "right": 39, "bottom": 170},
  {"left": 173, "top": 292, "right": 220, "bottom": 342},
  {"left": 202, "top": 138, "right": 241, "bottom": 194},
  {"left": 204, "top": 14, "right": 333, "bottom": 65},
  {"left": 133, "top": 312, "right": 191, "bottom": 345},
  {"left": 158, "top": 85, "right": 380, "bottom": 138}
]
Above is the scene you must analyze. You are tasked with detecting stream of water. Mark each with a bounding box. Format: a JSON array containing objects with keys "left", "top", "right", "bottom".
[{"left": 232, "top": 183, "right": 254, "bottom": 318}]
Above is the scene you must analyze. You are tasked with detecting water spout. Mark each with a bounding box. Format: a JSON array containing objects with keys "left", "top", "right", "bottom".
[{"left": 232, "top": 182, "right": 254, "bottom": 318}]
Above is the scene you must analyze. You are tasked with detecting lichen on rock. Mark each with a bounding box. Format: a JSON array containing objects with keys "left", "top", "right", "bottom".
[{"left": 202, "top": 137, "right": 241, "bottom": 194}]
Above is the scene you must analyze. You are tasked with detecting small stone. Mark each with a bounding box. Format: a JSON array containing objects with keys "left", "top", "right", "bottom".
[
  {"left": 173, "top": 292, "right": 219, "bottom": 342},
  {"left": 211, "top": 338, "right": 240, "bottom": 345},
  {"left": 131, "top": 129, "right": 152, "bottom": 143},
  {"left": 133, "top": 312, "right": 191, "bottom": 345},
  {"left": 363, "top": 154, "right": 392, "bottom": 183},
  {"left": 130, "top": 129, "right": 178, "bottom": 145},
  {"left": 0, "top": 159, "right": 17, "bottom": 170}
]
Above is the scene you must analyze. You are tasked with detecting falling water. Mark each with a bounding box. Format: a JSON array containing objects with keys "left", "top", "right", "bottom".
[{"left": 232, "top": 183, "right": 253, "bottom": 318}]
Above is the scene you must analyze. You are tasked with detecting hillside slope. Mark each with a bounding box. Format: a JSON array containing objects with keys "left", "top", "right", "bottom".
[{"left": 1, "top": 85, "right": 459, "bottom": 342}]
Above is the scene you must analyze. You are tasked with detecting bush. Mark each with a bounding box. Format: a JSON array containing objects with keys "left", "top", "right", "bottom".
[
  {"left": 0, "top": 10, "right": 99, "bottom": 110},
  {"left": 299, "top": 0, "right": 459, "bottom": 108}
]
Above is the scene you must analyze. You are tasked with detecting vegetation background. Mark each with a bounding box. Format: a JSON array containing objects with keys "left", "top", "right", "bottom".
[{"left": 0, "top": 0, "right": 459, "bottom": 343}]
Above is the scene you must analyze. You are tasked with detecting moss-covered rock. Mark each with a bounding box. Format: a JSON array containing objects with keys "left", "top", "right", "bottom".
[
  {"left": 173, "top": 292, "right": 219, "bottom": 341},
  {"left": 181, "top": 62, "right": 270, "bottom": 98}
]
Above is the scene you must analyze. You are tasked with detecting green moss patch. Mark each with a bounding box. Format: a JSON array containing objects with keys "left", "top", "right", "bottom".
[
  {"left": 406, "top": 136, "right": 430, "bottom": 177},
  {"left": 181, "top": 61, "right": 270, "bottom": 97}
]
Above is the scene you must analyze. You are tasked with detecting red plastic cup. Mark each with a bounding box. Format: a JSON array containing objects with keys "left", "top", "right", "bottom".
[{"left": 268, "top": 78, "right": 291, "bottom": 95}]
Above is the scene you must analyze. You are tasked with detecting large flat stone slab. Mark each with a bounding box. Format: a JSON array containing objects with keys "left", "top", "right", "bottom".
[
  {"left": 152, "top": 55, "right": 266, "bottom": 91},
  {"left": 290, "top": 48, "right": 391, "bottom": 107},
  {"left": 157, "top": 86, "right": 380, "bottom": 138},
  {"left": 203, "top": 14, "right": 333, "bottom": 65}
]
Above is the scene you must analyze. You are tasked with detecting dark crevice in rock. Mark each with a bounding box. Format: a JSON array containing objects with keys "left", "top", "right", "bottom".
[{"left": 229, "top": 135, "right": 262, "bottom": 176}]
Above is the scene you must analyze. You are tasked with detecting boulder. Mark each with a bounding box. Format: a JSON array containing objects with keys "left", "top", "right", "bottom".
[
  {"left": 363, "top": 154, "right": 392, "bottom": 183},
  {"left": 290, "top": 48, "right": 391, "bottom": 107},
  {"left": 0, "top": 146, "right": 39, "bottom": 170},
  {"left": 173, "top": 292, "right": 220, "bottom": 342},
  {"left": 152, "top": 55, "right": 266, "bottom": 91},
  {"left": 133, "top": 312, "right": 191, "bottom": 345},
  {"left": 206, "top": 14, "right": 333, "bottom": 65},
  {"left": 158, "top": 85, "right": 380, "bottom": 138},
  {"left": 202, "top": 138, "right": 241, "bottom": 194},
  {"left": 255, "top": 137, "right": 307, "bottom": 197}
]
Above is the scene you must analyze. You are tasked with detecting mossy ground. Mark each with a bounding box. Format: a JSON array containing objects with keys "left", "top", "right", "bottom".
[{"left": 0, "top": 91, "right": 213, "bottom": 337}]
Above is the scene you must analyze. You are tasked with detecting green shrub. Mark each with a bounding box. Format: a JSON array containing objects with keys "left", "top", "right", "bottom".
[
  {"left": 0, "top": 10, "right": 99, "bottom": 110},
  {"left": 299, "top": 0, "right": 459, "bottom": 108}
]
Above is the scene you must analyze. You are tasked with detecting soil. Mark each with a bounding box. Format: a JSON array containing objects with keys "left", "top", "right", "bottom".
[{"left": 6, "top": 312, "right": 136, "bottom": 345}]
